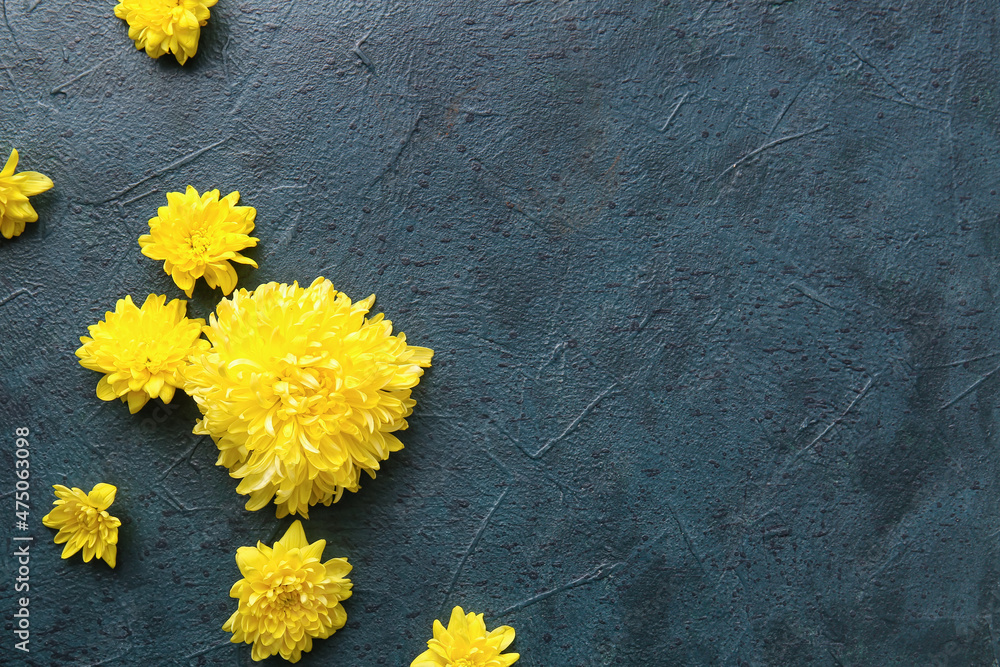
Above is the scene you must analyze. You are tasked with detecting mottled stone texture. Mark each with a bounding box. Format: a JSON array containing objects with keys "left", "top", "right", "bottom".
[{"left": 1, "top": 0, "right": 999, "bottom": 665}]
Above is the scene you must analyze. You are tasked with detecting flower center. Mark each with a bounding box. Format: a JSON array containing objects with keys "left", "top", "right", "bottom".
[
  {"left": 274, "top": 589, "right": 300, "bottom": 610},
  {"left": 188, "top": 230, "right": 212, "bottom": 257},
  {"left": 271, "top": 366, "right": 346, "bottom": 420},
  {"left": 76, "top": 505, "right": 104, "bottom": 530},
  {"left": 450, "top": 660, "right": 477, "bottom": 667}
]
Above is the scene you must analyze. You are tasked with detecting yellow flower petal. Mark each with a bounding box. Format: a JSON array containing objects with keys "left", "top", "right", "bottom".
[
  {"left": 1, "top": 148, "right": 18, "bottom": 176},
  {"left": 88, "top": 483, "right": 117, "bottom": 511},
  {"left": 278, "top": 521, "right": 309, "bottom": 550},
  {"left": 8, "top": 170, "right": 53, "bottom": 197}
]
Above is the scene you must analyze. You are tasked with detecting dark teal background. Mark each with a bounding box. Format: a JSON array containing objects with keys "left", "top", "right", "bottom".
[{"left": 2, "top": 0, "right": 999, "bottom": 665}]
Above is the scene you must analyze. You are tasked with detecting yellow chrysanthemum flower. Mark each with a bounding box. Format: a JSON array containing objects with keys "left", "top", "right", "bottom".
[
  {"left": 223, "top": 520, "right": 352, "bottom": 663},
  {"left": 0, "top": 148, "right": 53, "bottom": 239},
  {"left": 185, "top": 277, "right": 434, "bottom": 517},
  {"left": 138, "top": 186, "right": 258, "bottom": 298},
  {"left": 412, "top": 606, "right": 519, "bottom": 667},
  {"left": 41, "top": 483, "right": 121, "bottom": 568},
  {"left": 114, "top": 0, "right": 218, "bottom": 65},
  {"left": 76, "top": 293, "right": 209, "bottom": 413}
]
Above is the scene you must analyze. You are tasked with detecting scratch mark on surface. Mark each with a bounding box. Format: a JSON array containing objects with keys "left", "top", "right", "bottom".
[
  {"left": 158, "top": 437, "right": 206, "bottom": 481},
  {"left": 987, "top": 609, "right": 1000, "bottom": 666},
  {"left": 485, "top": 432, "right": 573, "bottom": 505},
  {"left": 498, "top": 562, "right": 622, "bottom": 615},
  {"left": 666, "top": 499, "right": 708, "bottom": 576},
  {"left": 27, "top": 0, "right": 44, "bottom": 12},
  {"left": 938, "top": 362, "right": 1000, "bottom": 411},
  {"left": 221, "top": 36, "right": 233, "bottom": 90},
  {"left": 50, "top": 55, "right": 116, "bottom": 95},
  {"left": 440, "top": 488, "right": 509, "bottom": 616},
  {"left": 82, "top": 650, "right": 130, "bottom": 667},
  {"left": 863, "top": 92, "right": 948, "bottom": 116},
  {"left": 1, "top": 0, "right": 19, "bottom": 52},
  {"left": 794, "top": 375, "right": 875, "bottom": 461},
  {"left": 768, "top": 83, "right": 806, "bottom": 137},
  {"left": 659, "top": 91, "right": 689, "bottom": 132},
  {"left": 0, "top": 287, "right": 34, "bottom": 308},
  {"left": 367, "top": 112, "right": 422, "bottom": 189},
  {"left": 352, "top": 28, "right": 375, "bottom": 72},
  {"left": 789, "top": 281, "right": 841, "bottom": 311},
  {"left": 0, "top": 54, "right": 24, "bottom": 108},
  {"left": 102, "top": 136, "right": 232, "bottom": 203},
  {"left": 459, "top": 106, "right": 501, "bottom": 117},
  {"left": 919, "top": 351, "right": 1000, "bottom": 369},
  {"left": 716, "top": 124, "right": 829, "bottom": 180},
  {"left": 120, "top": 188, "right": 159, "bottom": 207},
  {"left": 827, "top": 647, "right": 847, "bottom": 667},
  {"left": 156, "top": 484, "right": 220, "bottom": 513},
  {"left": 848, "top": 42, "right": 917, "bottom": 107},
  {"left": 181, "top": 641, "right": 232, "bottom": 660},
  {"left": 530, "top": 382, "right": 619, "bottom": 459}
]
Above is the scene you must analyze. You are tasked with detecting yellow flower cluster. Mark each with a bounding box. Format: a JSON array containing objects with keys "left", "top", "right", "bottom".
[
  {"left": 114, "top": 0, "right": 218, "bottom": 65},
  {"left": 185, "top": 277, "right": 434, "bottom": 517},
  {"left": 41, "top": 483, "right": 121, "bottom": 568},
  {"left": 43, "top": 7, "right": 530, "bottom": 665},
  {"left": 223, "top": 521, "right": 352, "bottom": 662}
]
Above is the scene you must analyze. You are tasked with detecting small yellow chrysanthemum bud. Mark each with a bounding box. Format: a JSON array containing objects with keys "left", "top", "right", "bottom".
[
  {"left": 0, "top": 148, "right": 53, "bottom": 239},
  {"left": 42, "top": 483, "right": 122, "bottom": 568}
]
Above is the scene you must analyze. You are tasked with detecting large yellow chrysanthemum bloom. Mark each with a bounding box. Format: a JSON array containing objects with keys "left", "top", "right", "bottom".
[
  {"left": 223, "top": 520, "right": 352, "bottom": 663},
  {"left": 411, "top": 606, "right": 519, "bottom": 667},
  {"left": 138, "top": 186, "right": 258, "bottom": 298},
  {"left": 0, "top": 148, "right": 53, "bottom": 239},
  {"left": 41, "top": 483, "right": 121, "bottom": 568},
  {"left": 76, "top": 294, "right": 209, "bottom": 413},
  {"left": 113, "top": 0, "right": 218, "bottom": 65},
  {"left": 185, "top": 277, "right": 434, "bottom": 517}
]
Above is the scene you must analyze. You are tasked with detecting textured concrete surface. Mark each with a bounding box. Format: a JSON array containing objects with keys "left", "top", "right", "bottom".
[{"left": 2, "top": 0, "right": 999, "bottom": 665}]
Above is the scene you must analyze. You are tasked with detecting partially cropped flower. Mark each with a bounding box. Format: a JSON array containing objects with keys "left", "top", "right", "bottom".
[
  {"left": 41, "top": 483, "right": 121, "bottom": 568},
  {"left": 223, "top": 520, "right": 352, "bottom": 663},
  {"left": 0, "top": 148, "right": 53, "bottom": 239},
  {"left": 185, "top": 277, "right": 433, "bottom": 517},
  {"left": 412, "top": 606, "right": 519, "bottom": 667},
  {"left": 139, "top": 186, "right": 258, "bottom": 297},
  {"left": 76, "top": 294, "right": 209, "bottom": 413},
  {"left": 114, "top": 0, "right": 218, "bottom": 65}
]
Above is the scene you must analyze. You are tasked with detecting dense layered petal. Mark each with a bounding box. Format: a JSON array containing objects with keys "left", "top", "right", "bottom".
[
  {"left": 411, "top": 606, "right": 519, "bottom": 667},
  {"left": 223, "top": 520, "right": 352, "bottom": 663},
  {"left": 41, "top": 483, "right": 121, "bottom": 568},
  {"left": 76, "top": 293, "right": 209, "bottom": 413},
  {"left": 138, "top": 186, "right": 258, "bottom": 297},
  {"left": 114, "top": 0, "right": 218, "bottom": 65},
  {"left": 0, "top": 148, "right": 53, "bottom": 239},
  {"left": 185, "top": 277, "right": 433, "bottom": 517}
]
